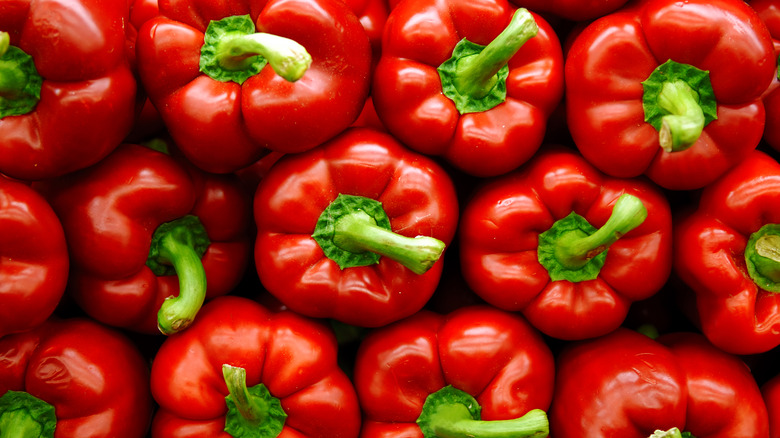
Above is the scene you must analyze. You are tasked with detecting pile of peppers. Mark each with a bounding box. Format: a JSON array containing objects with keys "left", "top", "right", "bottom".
[{"left": 4, "top": 0, "right": 780, "bottom": 436}]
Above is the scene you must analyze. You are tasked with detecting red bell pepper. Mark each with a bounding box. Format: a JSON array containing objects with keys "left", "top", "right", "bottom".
[
  {"left": 34, "top": 142, "right": 252, "bottom": 335},
  {"left": 0, "top": 317, "right": 153, "bottom": 438},
  {"left": 0, "top": 0, "right": 138, "bottom": 181},
  {"left": 371, "top": 0, "right": 564, "bottom": 177},
  {"left": 458, "top": 146, "right": 672, "bottom": 340},
  {"left": 353, "top": 305, "right": 554, "bottom": 437},
  {"left": 0, "top": 175, "right": 68, "bottom": 338},
  {"left": 673, "top": 149, "right": 780, "bottom": 354},
  {"left": 253, "top": 127, "right": 459, "bottom": 328},
  {"left": 763, "top": 373, "right": 780, "bottom": 438},
  {"left": 150, "top": 295, "right": 361, "bottom": 437},
  {"left": 507, "top": 0, "right": 630, "bottom": 21},
  {"left": 549, "top": 328, "right": 770, "bottom": 437},
  {"left": 565, "top": 0, "right": 776, "bottom": 190},
  {"left": 751, "top": 0, "right": 780, "bottom": 152},
  {"left": 135, "top": 0, "right": 372, "bottom": 173}
]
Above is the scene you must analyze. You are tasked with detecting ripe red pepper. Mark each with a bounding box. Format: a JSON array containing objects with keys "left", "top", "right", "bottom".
[
  {"left": 565, "top": 0, "right": 776, "bottom": 190},
  {"left": 763, "top": 373, "right": 780, "bottom": 438},
  {"left": 353, "top": 305, "right": 554, "bottom": 437},
  {"left": 0, "top": 0, "right": 138, "bottom": 181},
  {"left": 150, "top": 295, "right": 361, "bottom": 437},
  {"left": 459, "top": 146, "right": 673, "bottom": 340},
  {"left": 0, "top": 317, "right": 153, "bottom": 438},
  {"left": 0, "top": 175, "right": 68, "bottom": 338},
  {"left": 34, "top": 142, "right": 252, "bottom": 335},
  {"left": 371, "top": 0, "right": 564, "bottom": 177},
  {"left": 752, "top": 0, "right": 780, "bottom": 152},
  {"left": 135, "top": 0, "right": 372, "bottom": 173},
  {"left": 253, "top": 127, "right": 459, "bottom": 328},
  {"left": 549, "top": 328, "right": 770, "bottom": 437},
  {"left": 674, "top": 149, "right": 780, "bottom": 354}
]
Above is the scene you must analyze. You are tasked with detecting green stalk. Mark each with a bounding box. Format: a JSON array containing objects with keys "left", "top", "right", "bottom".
[
  {"left": 0, "top": 391, "right": 56, "bottom": 438},
  {"left": 222, "top": 365, "right": 286, "bottom": 438},
  {"left": 656, "top": 80, "right": 706, "bottom": 153},
  {"left": 745, "top": 223, "right": 780, "bottom": 293}
]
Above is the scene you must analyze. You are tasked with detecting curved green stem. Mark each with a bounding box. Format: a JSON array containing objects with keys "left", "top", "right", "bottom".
[
  {"left": 222, "top": 365, "right": 286, "bottom": 438},
  {"left": 656, "top": 80, "right": 705, "bottom": 153},
  {"left": 223, "top": 365, "right": 268, "bottom": 425},
  {"left": 453, "top": 8, "right": 537, "bottom": 99},
  {"left": 0, "top": 391, "right": 56, "bottom": 438},
  {"left": 215, "top": 32, "right": 311, "bottom": 82}
]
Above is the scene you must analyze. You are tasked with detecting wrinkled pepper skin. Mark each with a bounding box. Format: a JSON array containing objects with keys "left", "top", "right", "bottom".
[
  {"left": 674, "top": 150, "right": 780, "bottom": 354},
  {"left": 549, "top": 329, "right": 769, "bottom": 437},
  {"left": 135, "top": 0, "right": 372, "bottom": 173},
  {"left": 565, "top": 0, "right": 776, "bottom": 190},
  {"left": 34, "top": 143, "right": 252, "bottom": 335},
  {"left": 763, "top": 374, "right": 780, "bottom": 438},
  {"left": 458, "top": 146, "right": 673, "bottom": 340},
  {"left": 0, "top": 317, "right": 153, "bottom": 438},
  {"left": 0, "top": 175, "right": 68, "bottom": 338},
  {"left": 150, "top": 295, "right": 361, "bottom": 438},
  {"left": 253, "top": 127, "right": 459, "bottom": 328},
  {"left": 372, "top": 0, "right": 564, "bottom": 177},
  {"left": 752, "top": 0, "right": 780, "bottom": 152},
  {"left": 353, "top": 305, "right": 555, "bottom": 437},
  {"left": 0, "top": 0, "right": 138, "bottom": 181}
]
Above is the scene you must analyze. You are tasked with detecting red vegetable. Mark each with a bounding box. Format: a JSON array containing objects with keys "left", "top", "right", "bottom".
[
  {"left": 371, "top": 0, "right": 564, "bottom": 177},
  {"left": 752, "top": 0, "right": 780, "bottom": 152},
  {"left": 674, "top": 149, "right": 780, "bottom": 354},
  {"left": 0, "top": 317, "right": 153, "bottom": 438},
  {"left": 135, "top": 0, "right": 372, "bottom": 173},
  {"left": 565, "top": 0, "right": 776, "bottom": 190},
  {"left": 353, "top": 305, "right": 554, "bottom": 437},
  {"left": 763, "top": 373, "right": 780, "bottom": 438},
  {"left": 549, "top": 328, "right": 770, "bottom": 437},
  {"left": 150, "top": 295, "right": 361, "bottom": 437},
  {"left": 459, "top": 146, "right": 672, "bottom": 340},
  {"left": 253, "top": 127, "right": 459, "bottom": 328},
  {"left": 507, "top": 0, "right": 630, "bottom": 21},
  {"left": 0, "top": 175, "right": 68, "bottom": 338},
  {"left": 34, "top": 142, "right": 252, "bottom": 335},
  {"left": 0, "top": 0, "right": 138, "bottom": 181}
]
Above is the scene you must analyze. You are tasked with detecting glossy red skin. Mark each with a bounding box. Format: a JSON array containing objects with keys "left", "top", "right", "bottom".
[
  {"left": 0, "top": 176, "right": 68, "bottom": 338},
  {"left": 752, "top": 0, "right": 780, "bottom": 152},
  {"left": 352, "top": 305, "right": 555, "bottom": 437},
  {"left": 507, "top": 0, "right": 630, "bottom": 21},
  {"left": 549, "top": 329, "right": 769, "bottom": 437},
  {"left": 0, "top": 0, "right": 137, "bottom": 181},
  {"left": 150, "top": 295, "right": 361, "bottom": 438},
  {"left": 673, "top": 150, "right": 780, "bottom": 354},
  {"left": 253, "top": 127, "right": 459, "bottom": 328},
  {"left": 0, "top": 318, "right": 153, "bottom": 438},
  {"left": 371, "top": 0, "right": 564, "bottom": 177},
  {"left": 341, "top": 0, "right": 388, "bottom": 67},
  {"left": 763, "top": 374, "right": 780, "bottom": 438},
  {"left": 459, "top": 146, "right": 673, "bottom": 340},
  {"left": 135, "top": 0, "right": 372, "bottom": 173},
  {"left": 565, "top": 0, "right": 776, "bottom": 190},
  {"left": 34, "top": 144, "right": 252, "bottom": 334}
]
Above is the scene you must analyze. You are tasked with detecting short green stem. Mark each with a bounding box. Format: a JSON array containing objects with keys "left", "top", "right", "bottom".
[
  {"left": 222, "top": 365, "right": 287, "bottom": 438},
  {"left": 334, "top": 210, "right": 445, "bottom": 275},
  {"left": 214, "top": 32, "right": 311, "bottom": 82},
  {"left": 554, "top": 193, "right": 647, "bottom": 270},
  {"left": 745, "top": 224, "right": 780, "bottom": 293},
  {"left": 0, "top": 391, "right": 56, "bottom": 438},
  {"left": 656, "top": 80, "right": 705, "bottom": 152},
  {"left": 453, "top": 8, "right": 537, "bottom": 99},
  {"left": 649, "top": 427, "right": 695, "bottom": 438},
  {"left": 0, "top": 32, "right": 8, "bottom": 57},
  {"left": 223, "top": 365, "right": 268, "bottom": 425}
]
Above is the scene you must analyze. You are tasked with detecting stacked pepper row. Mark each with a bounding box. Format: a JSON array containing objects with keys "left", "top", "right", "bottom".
[{"left": 3, "top": 0, "right": 780, "bottom": 436}]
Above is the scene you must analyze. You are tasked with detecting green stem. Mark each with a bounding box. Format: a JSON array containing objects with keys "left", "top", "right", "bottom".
[
  {"left": 222, "top": 365, "right": 287, "bottom": 438},
  {"left": 214, "top": 32, "right": 311, "bottom": 82},
  {"left": 453, "top": 8, "right": 537, "bottom": 99},
  {"left": 649, "top": 427, "right": 695, "bottom": 438},
  {"left": 429, "top": 406, "right": 548, "bottom": 438},
  {"left": 0, "top": 391, "right": 56, "bottom": 438},
  {"left": 333, "top": 210, "right": 445, "bottom": 275},
  {"left": 223, "top": 365, "right": 268, "bottom": 425},
  {"left": 0, "top": 32, "right": 8, "bottom": 57},
  {"left": 554, "top": 193, "right": 647, "bottom": 270},
  {"left": 745, "top": 224, "right": 780, "bottom": 293},
  {"left": 656, "top": 80, "right": 705, "bottom": 153}
]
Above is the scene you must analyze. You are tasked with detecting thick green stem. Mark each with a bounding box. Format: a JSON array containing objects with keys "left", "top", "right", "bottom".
[
  {"left": 656, "top": 80, "right": 706, "bottom": 153},
  {"left": 222, "top": 365, "right": 286, "bottom": 438},
  {"left": 223, "top": 365, "right": 268, "bottom": 425},
  {"left": 554, "top": 193, "right": 647, "bottom": 270},
  {"left": 0, "top": 32, "right": 8, "bottom": 56},
  {"left": 214, "top": 32, "right": 311, "bottom": 82},
  {"left": 745, "top": 224, "right": 780, "bottom": 293},
  {"left": 428, "top": 406, "right": 548, "bottom": 438},
  {"left": 649, "top": 427, "right": 694, "bottom": 438},
  {"left": 0, "top": 391, "right": 56, "bottom": 438},
  {"left": 333, "top": 210, "right": 445, "bottom": 275},
  {"left": 453, "top": 8, "right": 537, "bottom": 99}
]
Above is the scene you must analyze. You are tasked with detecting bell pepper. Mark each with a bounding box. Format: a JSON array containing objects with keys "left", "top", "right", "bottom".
[
  {"left": 0, "top": 175, "right": 68, "bottom": 338},
  {"left": 507, "top": 0, "right": 630, "bottom": 21},
  {"left": 673, "top": 149, "right": 780, "bottom": 355},
  {"left": 763, "top": 373, "right": 780, "bottom": 438},
  {"left": 34, "top": 142, "right": 252, "bottom": 335},
  {"left": 150, "top": 295, "right": 361, "bottom": 437},
  {"left": 458, "top": 146, "right": 673, "bottom": 340},
  {"left": 135, "top": 0, "right": 372, "bottom": 174},
  {"left": 549, "top": 328, "right": 770, "bottom": 437},
  {"left": 352, "top": 305, "right": 554, "bottom": 437},
  {"left": 0, "top": 0, "right": 138, "bottom": 181},
  {"left": 751, "top": 0, "right": 780, "bottom": 152},
  {"left": 371, "top": 0, "right": 564, "bottom": 177},
  {"left": 253, "top": 127, "right": 459, "bottom": 328},
  {"left": 0, "top": 317, "right": 153, "bottom": 438},
  {"left": 565, "top": 0, "right": 776, "bottom": 190}
]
